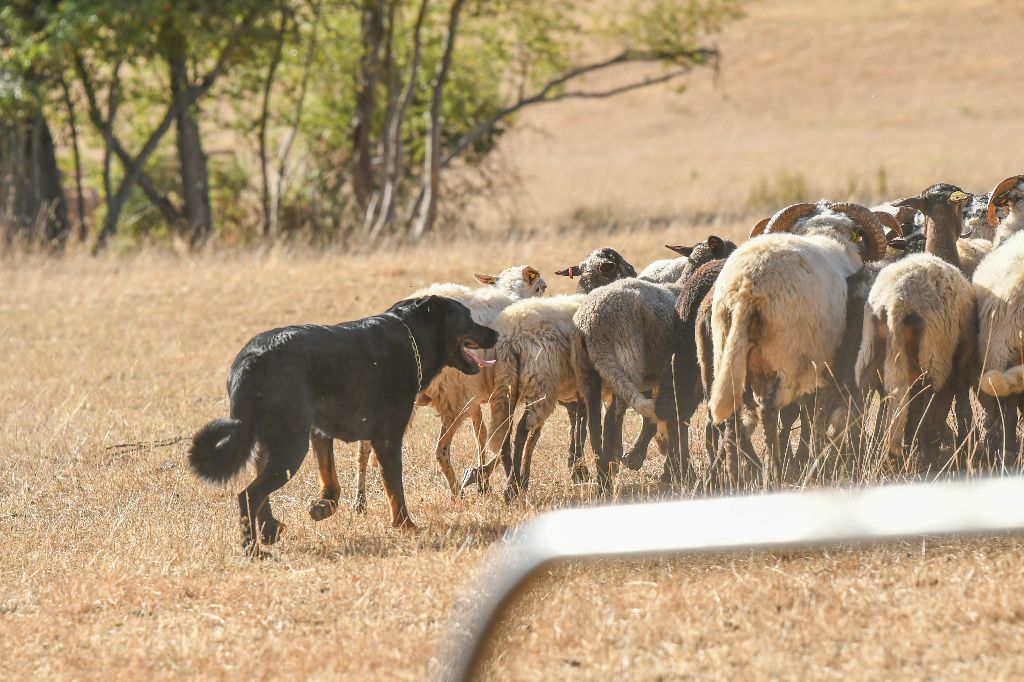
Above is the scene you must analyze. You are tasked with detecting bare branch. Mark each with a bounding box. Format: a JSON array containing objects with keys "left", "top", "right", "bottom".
[{"left": 441, "top": 47, "right": 718, "bottom": 168}]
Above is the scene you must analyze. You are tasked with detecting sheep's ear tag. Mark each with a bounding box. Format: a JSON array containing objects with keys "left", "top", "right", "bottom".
[
  {"left": 473, "top": 272, "right": 498, "bottom": 285},
  {"left": 555, "top": 266, "right": 581, "bottom": 279}
]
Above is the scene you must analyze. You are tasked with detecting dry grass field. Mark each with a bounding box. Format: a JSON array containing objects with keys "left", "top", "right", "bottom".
[{"left": 6, "top": 0, "right": 1024, "bottom": 679}]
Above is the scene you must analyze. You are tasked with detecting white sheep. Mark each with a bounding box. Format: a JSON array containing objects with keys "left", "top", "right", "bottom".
[
  {"left": 478, "top": 294, "right": 588, "bottom": 501},
  {"left": 974, "top": 174, "right": 1024, "bottom": 458},
  {"left": 709, "top": 201, "right": 887, "bottom": 479}
]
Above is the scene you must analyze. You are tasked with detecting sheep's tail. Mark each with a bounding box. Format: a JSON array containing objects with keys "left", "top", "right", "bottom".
[
  {"left": 709, "top": 298, "right": 752, "bottom": 424},
  {"left": 981, "top": 366, "right": 1024, "bottom": 397},
  {"left": 855, "top": 309, "right": 888, "bottom": 391},
  {"left": 189, "top": 418, "right": 256, "bottom": 484},
  {"left": 589, "top": 339, "right": 656, "bottom": 421}
]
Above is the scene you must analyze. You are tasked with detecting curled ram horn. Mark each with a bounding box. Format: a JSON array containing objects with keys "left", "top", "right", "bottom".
[
  {"left": 748, "top": 217, "right": 770, "bottom": 238},
  {"left": 873, "top": 210, "right": 903, "bottom": 240},
  {"left": 827, "top": 202, "right": 888, "bottom": 262},
  {"left": 986, "top": 174, "right": 1024, "bottom": 227},
  {"left": 764, "top": 202, "right": 819, "bottom": 234}
]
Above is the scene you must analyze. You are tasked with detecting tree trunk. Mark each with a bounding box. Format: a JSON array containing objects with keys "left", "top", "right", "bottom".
[
  {"left": 260, "top": 7, "right": 289, "bottom": 236},
  {"left": 169, "top": 51, "right": 213, "bottom": 244},
  {"left": 369, "top": 0, "right": 429, "bottom": 239},
  {"left": 351, "top": 0, "right": 385, "bottom": 211},
  {"left": 0, "top": 108, "right": 69, "bottom": 245},
  {"left": 60, "top": 77, "right": 88, "bottom": 241},
  {"left": 413, "top": 0, "right": 465, "bottom": 238}
]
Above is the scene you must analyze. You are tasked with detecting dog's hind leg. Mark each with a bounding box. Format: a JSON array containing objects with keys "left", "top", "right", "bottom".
[
  {"left": 372, "top": 436, "right": 416, "bottom": 530},
  {"left": 239, "top": 414, "right": 311, "bottom": 557},
  {"left": 353, "top": 440, "right": 372, "bottom": 512},
  {"left": 307, "top": 434, "right": 340, "bottom": 521}
]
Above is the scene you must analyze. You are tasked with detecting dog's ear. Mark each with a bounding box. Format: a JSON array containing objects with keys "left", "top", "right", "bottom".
[{"left": 473, "top": 272, "right": 498, "bottom": 285}]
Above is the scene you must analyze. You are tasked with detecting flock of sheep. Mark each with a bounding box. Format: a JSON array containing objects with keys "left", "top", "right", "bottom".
[{"left": 354, "top": 175, "right": 1024, "bottom": 517}]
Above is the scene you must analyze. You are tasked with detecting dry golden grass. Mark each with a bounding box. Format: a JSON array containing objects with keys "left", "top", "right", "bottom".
[
  {"left": 7, "top": 0, "right": 1024, "bottom": 678},
  {"left": 4, "top": 225, "right": 1024, "bottom": 680}
]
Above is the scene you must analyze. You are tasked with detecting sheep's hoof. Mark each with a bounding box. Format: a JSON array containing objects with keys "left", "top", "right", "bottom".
[
  {"left": 571, "top": 464, "right": 591, "bottom": 484},
  {"left": 308, "top": 498, "right": 338, "bottom": 521},
  {"left": 352, "top": 494, "right": 367, "bottom": 514},
  {"left": 461, "top": 467, "right": 490, "bottom": 494},
  {"left": 242, "top": 540, "right": 274, "bottom": 560},
  {"left": 503, "top": 485, "right": 522, "bottom": 505},
  {"left": 622, "top": 450, "right": 646, "bottom": 471}
]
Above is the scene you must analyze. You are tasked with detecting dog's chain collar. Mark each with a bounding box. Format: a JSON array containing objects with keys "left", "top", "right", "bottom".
[{"left": 392, "top": 316, "right": 423, "bottom": 393}]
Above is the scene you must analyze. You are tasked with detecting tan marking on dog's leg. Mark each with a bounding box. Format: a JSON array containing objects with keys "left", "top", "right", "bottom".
[{"left": 308, "top": 434, "right": 340, "bottom": 521}]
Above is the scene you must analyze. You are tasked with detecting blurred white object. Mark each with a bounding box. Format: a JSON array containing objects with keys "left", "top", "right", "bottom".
[{"left": 442, "top": 478, "right": 1024, "bottom": 680}]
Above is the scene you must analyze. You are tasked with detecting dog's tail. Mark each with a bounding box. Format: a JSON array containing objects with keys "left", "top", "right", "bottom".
[{"left": 188, "top": 418, "right": 255, "bottom": 484}]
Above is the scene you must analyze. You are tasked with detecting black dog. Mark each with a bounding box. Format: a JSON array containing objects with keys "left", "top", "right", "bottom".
[{"left": 189, "top": 295, "right": 498, "bottom": 556}]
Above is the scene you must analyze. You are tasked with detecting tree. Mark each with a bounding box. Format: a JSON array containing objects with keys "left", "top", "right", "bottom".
[{"left": 0, "top": 1, "right": 69, "bottom": 246}]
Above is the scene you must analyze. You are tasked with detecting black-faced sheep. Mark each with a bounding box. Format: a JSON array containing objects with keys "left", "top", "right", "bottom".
[{"left": 572, "top": 236, "right": 738, "bottom": 491}]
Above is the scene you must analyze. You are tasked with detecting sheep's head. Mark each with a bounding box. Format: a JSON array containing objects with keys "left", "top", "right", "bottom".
[
  {"left": 669, "top": 235, "right": 738, "bottom": 282},
  {"left": 986, "top": 174, "right": 1024, "bottom": 227},
  {"left": 891, "top": 183, "right": 972, "bottom": 240},
  {"left": 762, "top": 201, "right": 888, "bottom": 261},
  {"left": 555, "top": 247, "right": 637, "bottom": 293},
  {"left": 873, "top": 211, "right": 910, "bottom": 256},
  {"left": 473, "top": 265, "right": 547, "bottom": 297},
  {"left": 961, "top": 192, "right": 995, "bottom": 239}
]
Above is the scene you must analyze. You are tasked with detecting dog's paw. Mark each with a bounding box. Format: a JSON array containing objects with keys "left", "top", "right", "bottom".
[
  {"left": 258, "top": 518, "right": 285, "bottom": 545},
  {"left": 308, "top": 498, "right": 338, "bottom": 522}
]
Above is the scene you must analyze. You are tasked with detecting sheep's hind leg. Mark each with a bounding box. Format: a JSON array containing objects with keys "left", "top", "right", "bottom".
[
  {"left": 623, "top": 415, "right": 658, "bottom": 471},
  {"left": 353, "top": 440, "right": 372, "bottom": 512},
  {"left": 564, "top": 401, "right": 590, "bottom": 483},
  {"left": 595, "top": 397, "right": 626, "bottom": 494},
  {"left": 433, "top": 415, "right": 464, "bottom": 498}
]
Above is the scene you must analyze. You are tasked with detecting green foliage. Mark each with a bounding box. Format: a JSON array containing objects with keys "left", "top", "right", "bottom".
[{"left": 2, "top": 0, "right": 748, "bottom": 246}]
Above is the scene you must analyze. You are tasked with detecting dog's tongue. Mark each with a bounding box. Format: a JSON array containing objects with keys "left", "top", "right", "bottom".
[{"left": 466, "top": 347, "right": 496, "bottom": 368}]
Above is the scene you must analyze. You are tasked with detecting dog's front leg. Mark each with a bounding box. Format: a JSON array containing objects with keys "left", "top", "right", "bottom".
[
  {"left": 308, "top": 434, "right": 340, "bottom": 521},
  {"left": 372, "top": 437, "right": 416, "bottom": 530}
]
